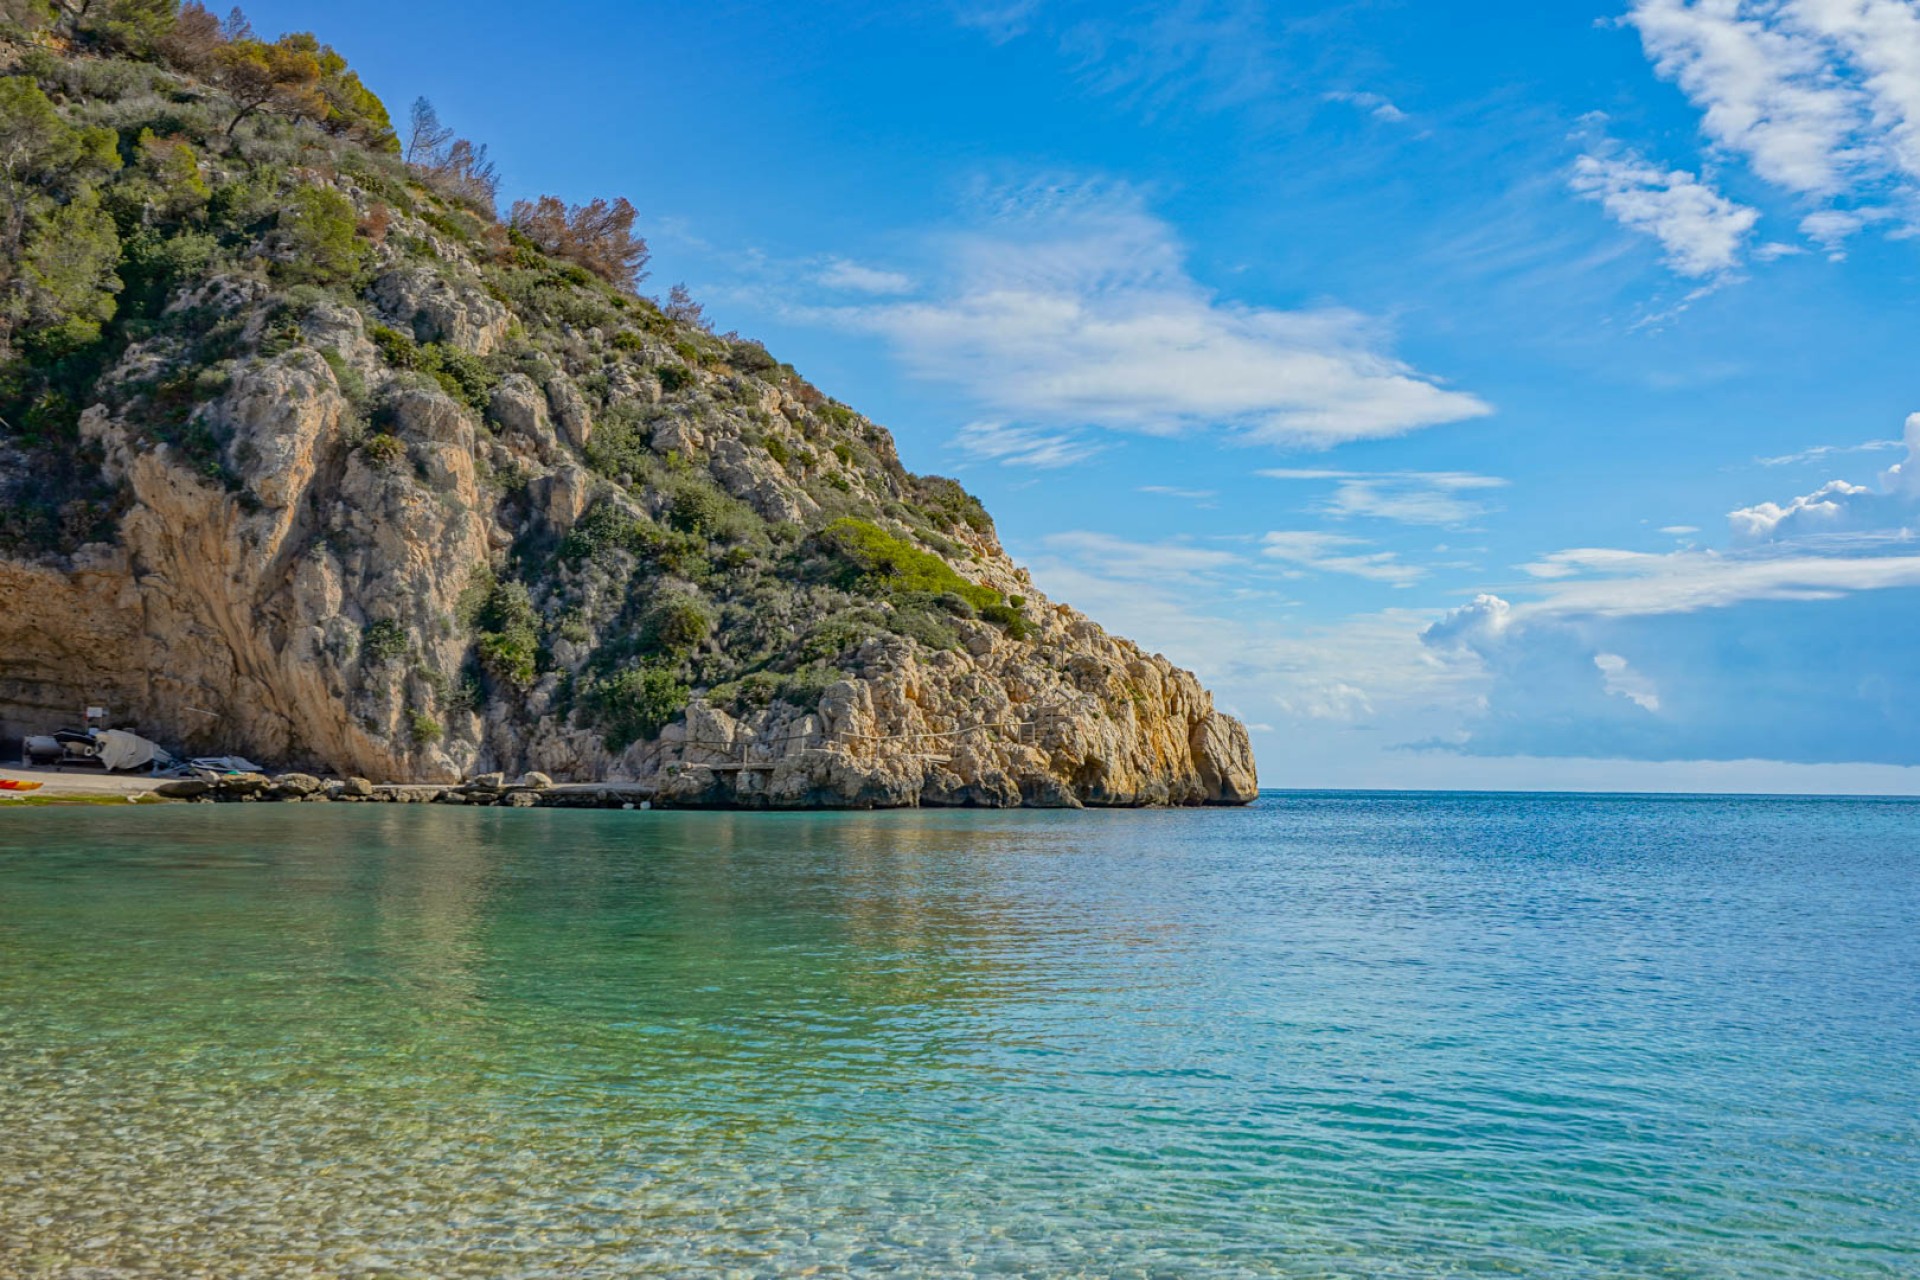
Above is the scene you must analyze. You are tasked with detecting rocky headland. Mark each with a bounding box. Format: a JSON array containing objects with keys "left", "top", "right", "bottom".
[{"left": 0, "top": 5, "right": 1256, "bottom": 809}]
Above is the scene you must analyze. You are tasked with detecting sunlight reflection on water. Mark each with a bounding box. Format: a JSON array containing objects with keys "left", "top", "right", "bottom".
[{"left": 1, "top": 795, "right": 1916, "bottom": 1277}]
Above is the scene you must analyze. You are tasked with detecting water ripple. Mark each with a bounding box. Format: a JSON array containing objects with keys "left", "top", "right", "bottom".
[{"left": 1, "top": 795, "right": 1916, "bottom": 1277}]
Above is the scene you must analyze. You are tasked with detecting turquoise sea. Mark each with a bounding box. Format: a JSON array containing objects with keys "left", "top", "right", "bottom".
[{"left": 0, "top": 794, "right": 1915, "bottom": 1278}]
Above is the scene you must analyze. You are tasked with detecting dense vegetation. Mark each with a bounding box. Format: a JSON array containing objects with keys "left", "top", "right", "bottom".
[{"left": 0, "top": 1, "right": 1032, "bottom": 755}]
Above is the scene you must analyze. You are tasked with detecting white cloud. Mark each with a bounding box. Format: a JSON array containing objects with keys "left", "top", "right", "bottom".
[
  {"left": 1020, "top": 532, "right": 1477, "bottom": 737},
  {"left": 1420, "top": 592, "right": 1514, "bottom": 653},
  {"left": 817, "top": 257, "right": 915, "bottom": 295},
  {"left": 1879, "top": 411, "right": 1920, "bottom": 495},
  {"left": 954, "top": 0, "right": 1043, "bottom": 43},
  {"left": 1049, "top": 0, "right": 1281, "bottom": 114},
  {"left": 1261, "top": 467, "right": 1507, "bottom": 525},
  {"left": 1625, "top": 0, "right": 1867, "bottom": 196},
  {"left": 1260, "top": 531, "right": 1423, "bottom": 585},
  {"left": 1138, "top": 484, "right": 1218, "bottom": 504},
  {"left": 1624, "top": 0, "right": 1920, "bottom": 237},
  {"left": 1425, "top": 528, "right": 1920, "bottom": 767},
  {"left": 1569, "top": 148, "right": 1760, "bottom": 276},
  {"left": 1730, "top": 410, "right": 1920, "bottom": 539},
  {"left": 952, "top": 420, "right": 1100, "bottom": 469},
  {"left": 1324, "top": 90, "right": 1408, "bottom": 122},
  {"left": 1594, "top": 652, "right": 1663, "bottom": 711},
  {"left": 823, "top": 181, "right": 1490, "bottom": 447},
  {"left": 1798, "top": 207, "right": 1882, "bottom": 253},
  {"left": 1512, "top": 546, "right": 1920, "bottom": 618},
  {"left": 1728, "top": 478, "right": 1875, "bottom": 539},
  {"left": 1662, "top": 524, "right": 1702, "bottom": 534},
  {"left": 1039, "top": 530, "right": 1242, "bottom": 578},
  {"left": 1757, "top": 437, "right": 1904, "bottom": 465}
]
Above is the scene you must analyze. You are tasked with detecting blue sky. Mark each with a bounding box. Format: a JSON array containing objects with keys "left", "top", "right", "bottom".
[{"left": 249, "top": 0, "right": 1920, "bottom": 792}]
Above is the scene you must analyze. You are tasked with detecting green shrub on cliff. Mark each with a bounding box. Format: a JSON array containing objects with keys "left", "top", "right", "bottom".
[
  {"left": 274, "top": 185, "right": 361, "bottom": 286},
  {"left": 366, "top": 323, "right": 497, "bottom": 410},
  {"left": 361, "top": 618, "right": 408, "bottom": 665},
  {"left": 588, "top": 665, "right": 689, "bottom": 751},
  {"left": 640, "top": 593, "right": 714, "bottom": 657},
  {"left": 475, "top": 579, "right": 540, "bottom": 688},
  {"left": 819, "top": 517, "right": 1000, "bottom": 612}
]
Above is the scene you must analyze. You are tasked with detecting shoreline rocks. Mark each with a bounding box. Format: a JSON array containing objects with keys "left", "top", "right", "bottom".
[{"left": 149, "top": 769, "right": 1257, "bottom": 811}]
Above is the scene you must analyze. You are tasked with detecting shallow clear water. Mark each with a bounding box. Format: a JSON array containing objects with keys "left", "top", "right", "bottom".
[{"left": 0, "top": 794, "right": 1915, "bottom": 1278}]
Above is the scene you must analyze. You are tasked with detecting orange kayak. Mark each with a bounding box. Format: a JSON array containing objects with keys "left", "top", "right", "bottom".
[{"left": 0, "top": 780, "right": 45, "bottom": 792}]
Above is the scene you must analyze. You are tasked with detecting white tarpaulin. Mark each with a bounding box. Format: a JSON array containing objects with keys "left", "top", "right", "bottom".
[{"left": 95, "top": 730, "right": 161, "bottom": 773}]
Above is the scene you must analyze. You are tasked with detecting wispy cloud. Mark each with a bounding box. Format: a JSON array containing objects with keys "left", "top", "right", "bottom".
[
  {"left": 1569, "top": 144, "right": 1760, "bottom": 278},
  {"left": 1261, "top": 531, "right": 1424, "bottom": 585},
  {"left": 1021, "top": 534, "right": 1474, "bottom": 731},
  {"left": 1139, "top": 484, "right": 1219, "bottom": 505},
  {"left": 1756, "top": 437, "right": 1904, "bottom": 466},
  {"left": 952, "top": 420, "right": 1101, "bottom": 469},
  {"left": 953, "top": 0, "right": 1044, "bottom": 43},
  {"left": 1260, "top": 468, "right": 1507, "bottom": 525},
  {"left": 1510, "top": 546, "right": 1920, "bottom": 617},
  {"left": 1040, "top": 530, "right": 1242, "bottom": 577},
  {"left": 1051, "top": 0, "right": 1281, "bottom": 116},
  {"left": 817, "top": 181, "right": 1490, "bottom": 448},
  {"left": 1324, "top": 90, "right": 1408, "bottom": 122},
  {"left": 817, "top": 257, "right": 914, "bottom": 295}
]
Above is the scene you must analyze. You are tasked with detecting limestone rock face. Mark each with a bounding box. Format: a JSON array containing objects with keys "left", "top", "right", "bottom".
[
  {"left": 0, "top": 347, "right": 489, "bottom": 782},
  {"left": 371, "top": 268, "right": 510, "bottom": 355}
]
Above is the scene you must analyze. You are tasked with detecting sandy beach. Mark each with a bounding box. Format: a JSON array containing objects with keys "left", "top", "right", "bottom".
[{"left": 0, "top": 766, "right": 158, "bottom": 802}]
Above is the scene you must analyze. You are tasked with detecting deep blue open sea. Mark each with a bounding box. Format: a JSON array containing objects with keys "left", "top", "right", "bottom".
[{"left": 0, "top": 792, "right": 1915, "bottom": 1277}]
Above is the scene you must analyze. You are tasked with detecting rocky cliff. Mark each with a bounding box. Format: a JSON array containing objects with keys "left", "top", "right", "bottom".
[{"left": 0, "top": 10, "right": 1257, "bottom": 808}]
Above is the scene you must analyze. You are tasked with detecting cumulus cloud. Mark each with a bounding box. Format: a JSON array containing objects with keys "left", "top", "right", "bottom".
[
  {"left": 1880, "top": 411, "right": 1920, "bottom": 495},
  {"left": 1419, "top": 593, "right": 1513, "bottom": 653},
  {"left": 1728, "top": 478, "right": 1876, "bottom": 540},
  {"left": 1568, "top": 147, "right": 1760, "bottom": 277},
  {"left": 1423, "top": 580, "right": 1920, "bottom": 765},
  {"left": 1729, "top": 411, "right": 1920, "bottom": 540},
  {"left": 953, "top": 420, "right": 1101, "bottom": 469},
  {"left": 824, "top": 181, "right": 1490, "bottom": 447},
  {"left": 1261, "top": 468, "right": 1507, "bottom": 525},
  {"left": 1260, "top": 531, "right": 1423, "bottom": 585}
]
